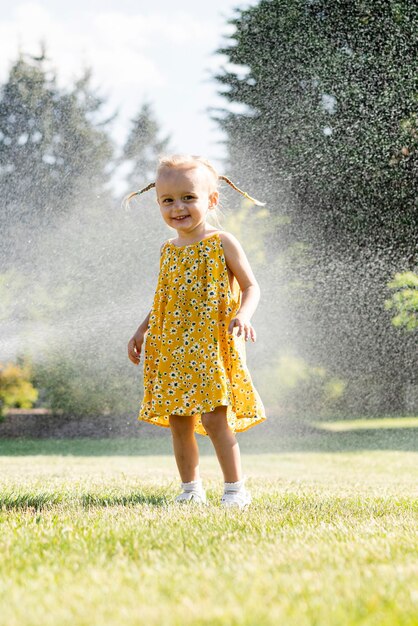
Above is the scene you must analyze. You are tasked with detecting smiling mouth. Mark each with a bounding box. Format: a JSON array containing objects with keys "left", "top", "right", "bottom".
[{"left": 173, "top": 215, "right": 190, "bottom": 221}]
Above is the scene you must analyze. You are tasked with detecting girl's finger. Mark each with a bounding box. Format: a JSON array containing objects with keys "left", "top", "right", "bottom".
[
  {"left": 228, "top": 319, "right": 238, "bottom": 334},
  {"left": 128, "top": 341, "right": 140, "bottom": 363}
]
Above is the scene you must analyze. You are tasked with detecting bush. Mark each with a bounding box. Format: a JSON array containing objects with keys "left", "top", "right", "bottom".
[
  {"left": 0, "top": 358, "right": 38, "bottom": 419},
  {"left": 32, "top": 350, "right": 140, "bottom": 417},
  {"left": 255, "top": 352, "right": 346, "bottom": 420}
]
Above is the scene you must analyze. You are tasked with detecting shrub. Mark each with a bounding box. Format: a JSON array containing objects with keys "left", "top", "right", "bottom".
[
  {"left": 0, "top": 358, "right": 38, "bottom": 419},
  {"left": 255, "top": 352, "right": 346, "bottom": 420},
  {"left": 32, "top": 350, "right": 139, "bottom": 417}
]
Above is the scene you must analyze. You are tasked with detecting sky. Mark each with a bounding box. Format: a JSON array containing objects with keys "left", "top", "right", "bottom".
[{"left": 0, "top": 0, "right": 258, "bottom": 192}]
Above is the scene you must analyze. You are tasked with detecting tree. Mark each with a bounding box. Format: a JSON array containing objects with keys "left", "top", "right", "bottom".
[
  {"left": 121, "top": 101, "right": 170, "bottom": 193},
  {"left": 0, "top": 47, "right": 114, "bottom": 236},
  {"left": 215, "top": 0, "right": 417, "bottom": 259},
  {"left": 214, "top": 0, "right": 418, "bottom": 415}
]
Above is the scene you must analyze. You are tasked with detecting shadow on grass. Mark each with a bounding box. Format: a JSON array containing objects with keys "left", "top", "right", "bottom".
[
  {"left": 0, "top": 426, "right": 418, "bottom": 456},
  {"left": 0, "top": 492, "right": 170, "bottom": 511}
]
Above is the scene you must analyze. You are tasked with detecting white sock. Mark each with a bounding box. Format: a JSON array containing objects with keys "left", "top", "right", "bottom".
[
  {"left": 224, "top": 478, "right": 245, "bottom": 492},
  {"left": 181, "top": 478, "right": 203, "bottom": 492}
]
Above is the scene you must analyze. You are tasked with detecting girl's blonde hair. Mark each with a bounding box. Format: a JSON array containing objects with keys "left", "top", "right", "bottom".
[{"left": 122, "top": 154, "right": 265, "bottom": 208}]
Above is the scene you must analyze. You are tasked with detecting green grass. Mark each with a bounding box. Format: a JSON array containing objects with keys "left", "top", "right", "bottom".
[{"left": 1, "top": 424, "right": 418, "bottom": 626}]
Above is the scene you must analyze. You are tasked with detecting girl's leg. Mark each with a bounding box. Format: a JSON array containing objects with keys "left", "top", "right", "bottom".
[
  {"left": 169, "top": 414, "right": 200, "bottom": 483},
  {"left": 201, "top": 406, "right": 242, "bottom": 483}
]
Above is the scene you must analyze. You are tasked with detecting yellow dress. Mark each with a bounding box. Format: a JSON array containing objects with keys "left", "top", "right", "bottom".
[{"left": 138, "top": 231, "right": 267, "bottom": 436}]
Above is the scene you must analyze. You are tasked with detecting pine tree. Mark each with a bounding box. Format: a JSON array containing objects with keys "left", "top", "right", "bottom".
[
  {"left": 215, "top": 0, "right": 417, "bottom": 259},
  {"left": 0, "top": 47, "right": 114, "bottom": 233},
  {"left": 121, "top": 101, "right": 170, "bottom": 192},
  {"left": 214, "top": 0, "right": 418, "bottom": 415}
]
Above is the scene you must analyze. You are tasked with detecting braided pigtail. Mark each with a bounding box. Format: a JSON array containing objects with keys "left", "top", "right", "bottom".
[
  {"left": 121, "top": 182, "right": 156, "bottom": 210},
  {"left": 219, "top": 175, "right": 265, "bottom": 206}
]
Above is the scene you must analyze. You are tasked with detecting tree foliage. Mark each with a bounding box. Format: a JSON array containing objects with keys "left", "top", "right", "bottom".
[
  {"left": 214, "top": 0, "right": 417, "bottom": 414},
  {"left": 385, "top": 272, "right": 418, "bottom": 332},
  {"left": 121, "top": 101, "right": 170, "bottom": 193},
  {"left": 215, "top": 0, "right": 417, "bottom": 258},
  {"left": 0, "top": 50, "right": 114, "bottom": 232}
]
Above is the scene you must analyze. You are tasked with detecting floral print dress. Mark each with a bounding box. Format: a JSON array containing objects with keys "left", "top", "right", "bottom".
[{"left": 138, "top": 231, "right": 267, "bottom": 436}]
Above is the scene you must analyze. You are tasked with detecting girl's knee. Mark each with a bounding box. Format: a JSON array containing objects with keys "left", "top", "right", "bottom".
[{"left": 201, "top": 406, "right": 228, "bottom": 434}]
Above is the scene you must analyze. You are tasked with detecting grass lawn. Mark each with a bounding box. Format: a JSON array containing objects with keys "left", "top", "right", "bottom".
[{"left": 1, "top": 419, "right": 418, "bottom": 626}]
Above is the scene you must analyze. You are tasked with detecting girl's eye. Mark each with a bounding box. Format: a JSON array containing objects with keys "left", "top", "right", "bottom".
[
  {"left": 184, "top": 195, "right": 195, "bottom": 201},
  {"left": 163, "top": 198, "right": 173, "bottom": 203}
]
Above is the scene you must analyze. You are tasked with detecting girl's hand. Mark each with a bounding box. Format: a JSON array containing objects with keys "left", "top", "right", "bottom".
[
  {"left": 128, "top": 331, "right": 145, "bottom": 365},
  {"left": 228, "top": 314, "right": 256, "bottom": 342}
]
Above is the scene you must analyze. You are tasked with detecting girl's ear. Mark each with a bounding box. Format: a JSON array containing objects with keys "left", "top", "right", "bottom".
[{"left": 209, "top": 190, "right": 219, "bottom": 208}]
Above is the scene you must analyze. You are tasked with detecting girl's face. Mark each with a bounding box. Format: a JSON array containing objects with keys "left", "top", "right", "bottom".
[{"left": 156, "top": 166, "right": 218, "bottom": 234}]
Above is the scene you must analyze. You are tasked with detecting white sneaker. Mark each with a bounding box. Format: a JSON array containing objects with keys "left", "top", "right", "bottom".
[
  {"left": 221, "top": 477, "right": 252, "bottom": 509},
  {"left": 175, "top": 479, "right": 208, "bottom": 505}
]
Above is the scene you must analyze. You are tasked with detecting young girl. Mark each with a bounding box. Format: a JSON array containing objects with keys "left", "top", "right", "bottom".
[{"left": 126, "top": 155, "right": 267, "bottom": 508}]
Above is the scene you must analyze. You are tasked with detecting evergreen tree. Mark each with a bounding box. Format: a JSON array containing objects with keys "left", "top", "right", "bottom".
[
  {"left": 0, "top": 47, "right": 114, "bottom": 234},
  {"left": 214, "top": 0, "right": 417, "bottom": 415},
  {"left": 121, "top": 101, "right": 170, "bottom": 192},
  {"left": 215, "top": 0, "right": 417, "bottom": 259}
]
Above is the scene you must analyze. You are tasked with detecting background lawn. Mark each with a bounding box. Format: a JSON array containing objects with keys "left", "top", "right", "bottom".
[{"left": 1, "top": 418, "right": 418, "bottom": 626}]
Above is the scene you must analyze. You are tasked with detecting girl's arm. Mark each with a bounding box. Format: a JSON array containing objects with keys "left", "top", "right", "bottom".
[
  {"left": 128, "top": 242, "right": 165, "bottom": 364},
  {"left": 220, "top": 232, "right": 261, "bottom": 342},
  {"left": 128, "top": 311, "right": 151, "bottom": 364},
  {"left": 236, "top": 284, "right": 261, "bottom": 321},
  {"left": 135, "top": 310, "right": 151, "bottom": 336},
  {"left": 133, "top": 241, "right": 165, "bottom": 336}
]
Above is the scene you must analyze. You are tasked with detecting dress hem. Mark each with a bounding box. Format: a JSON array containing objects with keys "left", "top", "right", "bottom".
[{"left": 137, "top": 414, "right": 267, "bottom": 437}]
